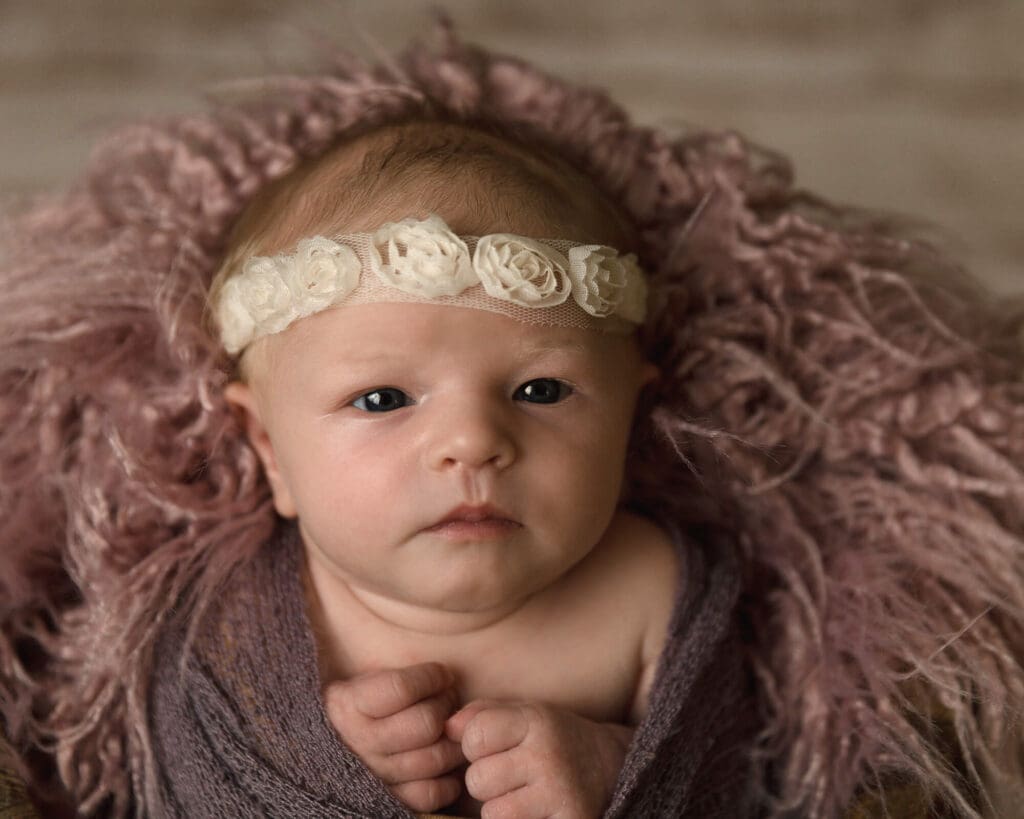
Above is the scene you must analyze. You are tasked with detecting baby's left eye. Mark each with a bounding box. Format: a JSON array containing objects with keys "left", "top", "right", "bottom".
[{"left": 514, "top": 378, "right": 573, "bottom": 405}]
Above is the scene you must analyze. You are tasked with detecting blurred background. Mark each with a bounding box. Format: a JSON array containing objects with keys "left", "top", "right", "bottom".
[{"left": 1, "top": 0, "right": 1021, "bottom": 292}]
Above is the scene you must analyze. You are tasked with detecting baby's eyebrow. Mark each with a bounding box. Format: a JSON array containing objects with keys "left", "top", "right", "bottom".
[
  {"left": 321, "top": 340, "right": 595, "bottom": 369},
  {"left": 327, "top": 350, "right": 408, "bottom": 367},
  {"left": 518, "top": 339, "right": 592, "bottom": 358}
]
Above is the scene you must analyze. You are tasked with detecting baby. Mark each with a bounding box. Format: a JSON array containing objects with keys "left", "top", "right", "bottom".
[{"left": 213, "top": 119, "right": 678, "bottom": 817}]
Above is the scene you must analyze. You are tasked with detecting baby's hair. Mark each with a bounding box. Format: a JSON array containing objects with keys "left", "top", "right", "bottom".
[
  {"left": 1, "top": 17, "right": 1022, "bottom": 818},
  {"left": 211, "top": 119, "right": 638, "bottom": 269}
]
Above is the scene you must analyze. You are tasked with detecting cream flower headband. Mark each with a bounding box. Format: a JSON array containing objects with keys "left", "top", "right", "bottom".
[{"left": 215, "top": 214, "right": 648, "bottom": 355}]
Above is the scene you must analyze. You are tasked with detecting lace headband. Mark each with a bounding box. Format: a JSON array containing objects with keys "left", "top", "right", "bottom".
[{"left": 215, "top": 214, "right": 648, "bottom": 354}]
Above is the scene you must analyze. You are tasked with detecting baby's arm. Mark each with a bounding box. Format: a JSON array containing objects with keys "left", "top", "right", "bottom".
[{"left": 323, "top": 662, "right": 466, "bottom": 813}]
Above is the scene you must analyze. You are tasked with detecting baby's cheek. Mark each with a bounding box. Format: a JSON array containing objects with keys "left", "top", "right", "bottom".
[{"left": 584, "top": 443, "right": 634, "bottom": 513}]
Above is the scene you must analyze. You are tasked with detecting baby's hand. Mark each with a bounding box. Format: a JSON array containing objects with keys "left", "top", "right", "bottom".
[
  {"left": 323, "top": 662, "right": 466, "bottom": 813},
  {"left": 446, "top": 700, "right": 634, "bottom": 819}
]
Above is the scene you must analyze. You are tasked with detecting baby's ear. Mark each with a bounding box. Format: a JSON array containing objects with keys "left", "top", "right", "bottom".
[{"left": 223, "top": 381, "right": 298, "bottom": 518}]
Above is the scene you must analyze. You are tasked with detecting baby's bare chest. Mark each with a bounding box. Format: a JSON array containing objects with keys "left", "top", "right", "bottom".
[
  {"left": 338, "top": 593, "right": 646, "bottom": 724},
  {"left": 452, "top": 610, "right": 643, "bottom": 723}
]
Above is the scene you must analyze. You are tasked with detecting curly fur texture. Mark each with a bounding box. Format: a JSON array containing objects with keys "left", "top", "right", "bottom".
[{"left": 2, "top": 15, "right": 1023, "bottom": 818}]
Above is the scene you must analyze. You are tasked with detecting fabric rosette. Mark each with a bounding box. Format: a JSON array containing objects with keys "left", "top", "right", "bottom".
[
  {"left": 285, "top": 237, "right": 361, "bottom": 318},
  {"left": 216, "top": 278, "right": 256, "bottom": 355},
  {"left": 568, "top": 245, "right": 647, "bottom": 322},
  {"left": 218, "top": 256, "right": 295, "bottom": 354},
  {"left": 616, "top": 264, "right": 648, "bottom": 324},
  {"left": 369, "top": 215, "right": 476, "bottom": 296},
  {"left": 473, "top": 234, "right": 571, "bottom": 307}
]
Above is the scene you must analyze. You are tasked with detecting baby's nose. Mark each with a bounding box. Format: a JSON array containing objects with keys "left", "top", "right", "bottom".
[{"left": 425, "top": 397, "right": 516, "bottom": 473}]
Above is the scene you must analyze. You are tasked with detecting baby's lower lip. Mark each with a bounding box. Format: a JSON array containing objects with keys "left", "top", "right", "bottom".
[{"left": 425, "top": 518, "right": 521, "bottom": 540}]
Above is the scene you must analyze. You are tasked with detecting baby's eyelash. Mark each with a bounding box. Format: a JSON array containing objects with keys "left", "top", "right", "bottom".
[
  {"left": 350, "top": 387, "right": 413, "bottom": 413},
  {"left": 513, "top": 378, "right": 573, "bottom": 405}
]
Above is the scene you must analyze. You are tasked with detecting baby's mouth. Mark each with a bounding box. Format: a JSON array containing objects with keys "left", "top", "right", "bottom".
[{"left": 425, "top": 503, "right": 521, "bottom": 540}]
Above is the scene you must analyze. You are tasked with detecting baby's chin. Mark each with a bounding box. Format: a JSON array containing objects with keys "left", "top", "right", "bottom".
[
  {"left": 378, "top": 567, "right": 555, "bottom": 634},
  {"left": 400, "top": 581, "right": 536, "bottom": 628}
]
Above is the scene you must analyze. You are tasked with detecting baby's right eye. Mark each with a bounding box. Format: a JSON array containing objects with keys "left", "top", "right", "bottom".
[{"left": 350, "top": 388, "right": 412, "bottom": 413}]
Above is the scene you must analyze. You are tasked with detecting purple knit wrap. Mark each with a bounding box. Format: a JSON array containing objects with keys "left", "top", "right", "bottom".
[{"left": 148, "top": 522, "right": 751, "bottom": 818}]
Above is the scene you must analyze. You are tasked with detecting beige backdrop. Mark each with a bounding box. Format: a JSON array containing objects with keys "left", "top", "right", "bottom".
[{"left": 1, "top": 0, "right": 1021, "bottom": 292}]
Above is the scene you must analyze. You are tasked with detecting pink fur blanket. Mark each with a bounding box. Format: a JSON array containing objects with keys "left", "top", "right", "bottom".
[{"left": 1, "top": 15, "right": 1022, "bottom": 818}]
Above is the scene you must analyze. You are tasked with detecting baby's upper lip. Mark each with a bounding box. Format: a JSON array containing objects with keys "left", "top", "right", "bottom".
[{"left": 430, "top": 503, "right": 518, "bottom": 527}]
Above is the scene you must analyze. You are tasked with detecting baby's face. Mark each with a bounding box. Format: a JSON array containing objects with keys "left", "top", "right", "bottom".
[{"left": 230, "top": 301, "right": 655, "bottom": 624}]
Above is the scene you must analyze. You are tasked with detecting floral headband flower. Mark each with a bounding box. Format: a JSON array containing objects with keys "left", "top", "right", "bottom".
[{"left": 215, "top": 214, "right": 648, "bottom": 355}]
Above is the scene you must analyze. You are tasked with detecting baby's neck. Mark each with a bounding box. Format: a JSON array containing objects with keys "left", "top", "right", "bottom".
[
  {"left": 304, "top": 558, "right": 532, "bottom": 639},
  {"left": 300, "top": 552, "right": 560, "bottom": 687}
]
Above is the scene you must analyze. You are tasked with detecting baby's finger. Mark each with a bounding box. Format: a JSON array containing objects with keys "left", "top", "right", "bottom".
[
  {"left": 352, "top": 662, "right": 454, "bottom": 719},
  {"left": 445, "top": 698, "right": 506, "bottom": 742},
  {"left": 374, "top": 689, "right": 460, "bottom": 754},
  {"left": 459, "top": 704, "right": 532, "bottom": 763},
  {"left": 388, "top": 775, "right": 462, "bottom": 814},
  {"left": 377, "top": 737, "right": 465, "bottom": 785},
  {"left": 476, "top": 784, "right": 541, "bottom": 819},
  {"left": 465, "top": 747, "right": 529, "bottom": 803}
]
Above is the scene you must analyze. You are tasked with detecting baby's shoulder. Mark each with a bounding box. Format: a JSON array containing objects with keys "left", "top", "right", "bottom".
[
  {"left": 535, "top": 508, "right": 682, "bottom": 649},
  {"left": 599, "top": 510, "right": 682, "bottom": 721},
  {"left": 567, "top": 508, "right": 681, "bottom": 643},
  {"left": 598, "top": 508, "right": 682, "bottom": 594}
]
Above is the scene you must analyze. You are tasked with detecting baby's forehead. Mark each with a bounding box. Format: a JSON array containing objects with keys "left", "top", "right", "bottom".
[
  {"left": 305, "top": 300, "right": 628, "bottom": 356},
  {"left": 246, "top": 300, "right": 640, "bottom": 389}
]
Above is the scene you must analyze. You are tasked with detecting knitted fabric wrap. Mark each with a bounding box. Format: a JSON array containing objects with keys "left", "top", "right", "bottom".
[
  {"left": 147, "top": 522, "right": 751, "bottom": 818},
  {"left": 1, "top": 14, "right": 1023, "bottom": 819}
]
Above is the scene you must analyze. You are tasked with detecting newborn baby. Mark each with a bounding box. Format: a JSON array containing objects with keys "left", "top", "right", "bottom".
[{"left": 217, "top": 119, "right": 679, "bottom": 817}]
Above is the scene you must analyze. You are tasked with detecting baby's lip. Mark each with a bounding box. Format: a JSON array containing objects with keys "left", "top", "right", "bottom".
[{"left": 428, "top": 503, "right": 518, "bottom": 528}]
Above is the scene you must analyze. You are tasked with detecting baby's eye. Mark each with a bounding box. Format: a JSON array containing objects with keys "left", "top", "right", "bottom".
[
  {"left": 351, "top": 387, "right": 412, "bottom": 413},
  {"left": 514, "top": 378, "right": 573, "bottom": 405}
]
